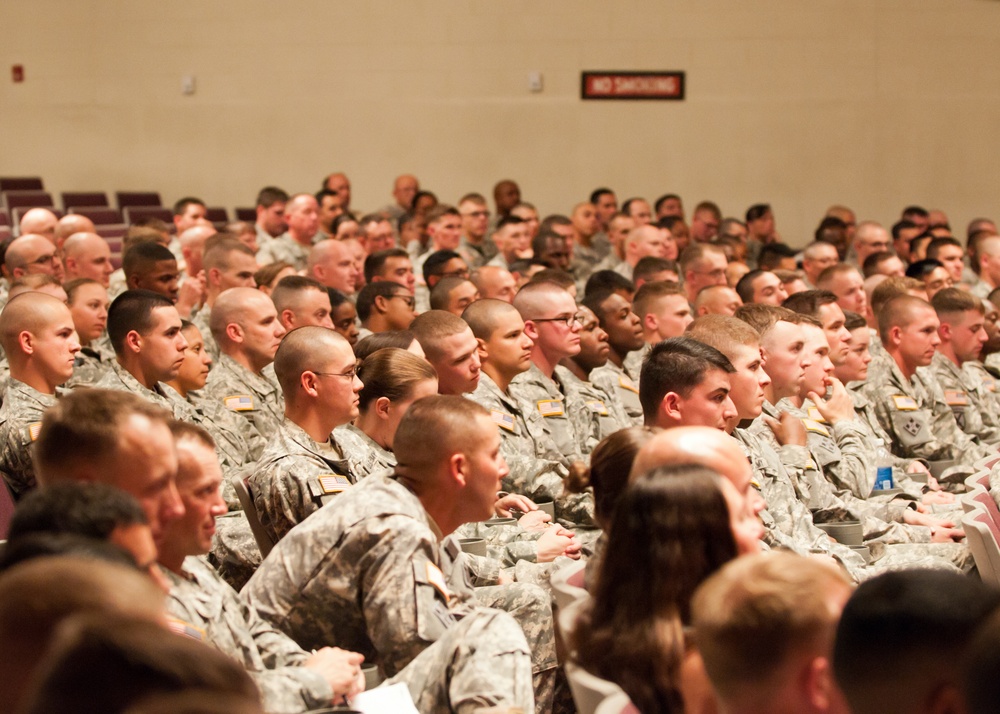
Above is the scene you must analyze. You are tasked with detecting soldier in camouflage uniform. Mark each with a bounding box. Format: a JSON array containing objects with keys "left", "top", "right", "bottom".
[
  {"left": 926, "top": 288, "right": 1000, "bottom": 445},
  {"left": 160, "top": 423, "right": 366, "bottom": 713},
  {"left": 254, "top": 194, "right": 319, "bottom": 271},
  {"left": 193, "top": 238, "right": 261, "bottom": 364},
  {"left": 250, "top": 327, "right": 360, "bottom": 543},
  {"left": 463, "top": 299, "right": 596, "bottom": 528},
  {"left": 244, "top": 397, "right": 541, "bottom": 713},
  {"left": 204, "top": 287, "right": 287, "bottom": 440},
  {"left": 511, "top": 282, "right": 592, "bottom": 462},
  {"left": 65, "top": 278, "right": 115, "bottom": 388},
  {"left": 586, "top": 290, "right": 646, "bottom": 425},
  {"left": 861, "top": 295, "right": 994, "bottom": 476},
  {"left": 0, "top": 293, "right": 80, "bottom": 499}
]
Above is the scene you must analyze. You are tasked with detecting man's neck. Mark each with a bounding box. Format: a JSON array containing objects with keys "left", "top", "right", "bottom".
[
  {"left": 288, "top": 230, "right": 312, "bottom": 247},
  {"left": 889, "top": 350, "right": 916, "bottom": 381},
  {"left": 397, "top": 471, "right": 462, "bottom": 538},
  {"left": 530, "top": 350, "right": 559, "bottom": 379},
  {"left": 938, "top": 344, "right": 961, "bottom": 368},
  {"left": 118, "top": 356, "right": 158, "bottom": 390},
  {"left": 608, "top": 346, "right": 626, "bottom": 368},
  {"left": 286, "top": 405, "right": 337, "bottom": 444},
  {"left": 576, "top": 231, "right": 593, "bottom": 249},
  {"left": 225, "top": 350, "right": 263, "bottom": 376},
  {"left": 763, "top": 384, "right": 783, "bottom": 405},
  {"left": 158, "top": 548, "right": 188, "bottom": 576},
  {"left": 560, "top": 357, "right": 588, "bottom": 380},
  {"left": 789, "top": 394, "right": 805, "bottom": 409},
  {"left": 10, "top": 365, "right": 58, "bottom": 396},
  {"left": 482, "top": 363, "right": 518, "bottom": 393}
]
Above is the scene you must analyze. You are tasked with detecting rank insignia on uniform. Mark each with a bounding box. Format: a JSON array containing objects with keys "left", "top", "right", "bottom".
[
  {"left": 536, "top": 399, "right": 564, "bottom": 417},
  {"left": 166, "top": 618, "right": 205, "bottom": 640},
  {"left": 892, "top": 395, "right": 918, "bottom": 410},
  {"left": 317, "top": 474, "right": 351, "bottom": 494},
  {"left": 224, "top": 394, "right": 254, "bottom": 411},
  {"left": 27, "top": 422, "right": 42, "bottom": 441},
  {"left": 619, "top": 375, "right": 639, "bottom": 394},
  {"left": 425, "top": 562, "right": 451, "bottom": 603},
  {"left": 491, "top": 410, "right": 516, "bottom": 431},
  {"left": 944, "top": 390, "right": 969, "bottom": 406},
  {"left": 802, "top": 419, "right": 830, "bottom": 436},
  {"left": 903, "top": 417, "right": 922, "bottom": 437},
  {"left": 586, "top": 400, "right": 609, "bottom": 415}
]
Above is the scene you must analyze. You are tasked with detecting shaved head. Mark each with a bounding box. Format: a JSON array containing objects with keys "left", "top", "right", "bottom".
[
  {"left": 55, "top": 214, "right": 96, "bottom": 246},
  {"left": 878, "top": 295, "right": 934, "bottom": 337},
  {"left": 631, "top": 426, "right": 749, "bottom": 484},
  {"left": 512, "top": 280, "right": 572, "bottom": 317},
  {"left": 272, "top": 325, "right": 351, "bottom": 397},
  {"left": 209, "top": 287, "right": 272, "bottom": 342},
  {"left": 0, "top": 292, "right": 73, "bottom": 356},
  {"left": 18, "top": 208, "right": 58, "bottom": 238},
  {"left": 6, "top": 234, "right": 60, "bottom": 277},
  {"left": 462, "top": 298, "right": 521, "bottom": 340}
]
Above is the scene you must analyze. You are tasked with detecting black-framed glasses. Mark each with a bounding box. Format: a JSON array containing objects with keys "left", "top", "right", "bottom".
[
  {"left": 530, "top": 314, "right": 584, "bottom": 328},
  {"left": 311, "top": 365, "right": 359, "bottom": 379}
]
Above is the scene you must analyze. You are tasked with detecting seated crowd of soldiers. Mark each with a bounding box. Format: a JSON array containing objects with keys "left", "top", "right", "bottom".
[{"left": 3, "top": 175, "right": 1000, "bottom": 714}]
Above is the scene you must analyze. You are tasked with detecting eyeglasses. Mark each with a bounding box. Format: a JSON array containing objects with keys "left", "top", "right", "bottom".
[
  {"left": 462, "top": 210, "right": 490, "bottom": 219},
  {"left": 389, "top": 294, "right": 416, "bottom": 308},
  {"left": 311, "top": 365, "right": 359, "bottom": 380},
  {"left": 29, "top": 253, "right": 58, "bottom": 266},
  {"left": 692, "top": 268, "right": 727, "bottom": 279},
  {"left": 531, "top": 314, "right": 584, "bottom": 328},
  {"left": 439, "top": 269, "right": 470, "bottom": 279}
]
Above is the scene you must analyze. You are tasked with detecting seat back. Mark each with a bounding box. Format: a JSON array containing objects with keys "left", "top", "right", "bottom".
[
  {"left": 972, "top": 490, "right": 1000, "bottom": 534},
  {"left": 565, "top": 661, "right": 632, "bottom": 714},
  {"left": 69, "top": 207, "right": 123, "bottom": 226},
  {"left": 62, "top": 191, "right": 109, "bottom": 209},
  {"left": 4, "top": 190, "right": 54, "bottom": 210},
  {"left": 0, "top": 480, "right": 16, "bottom": 540},
  {"left": 116, "top": 191, "right": 162, "bottom": 209},
  {"left": 963, "top": 508, "right": 1000, "bottom": 588},
  {"left": 0, "top": 177, "right": 43, "bottom": 192},
  {"left": 551, "top": 560, "right": 589, "bottom": 612},
  {"left": 234, "top": 207, "right": 257, "bottom": 222},
  {"left": 123, "top": 206, "right": 173, "bottom": 225},
  {"left": 231, "top": 474, "right": 277, "bottom": 559}
]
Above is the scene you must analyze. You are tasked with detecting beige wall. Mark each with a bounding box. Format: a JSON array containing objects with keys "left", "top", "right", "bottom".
[{"left": 2, "top": 0, "right": 999, "bottom": 244}]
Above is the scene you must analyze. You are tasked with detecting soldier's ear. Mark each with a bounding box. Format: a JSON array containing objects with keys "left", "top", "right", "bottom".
[
  {"left": 374, "top": 396, "right": 391, "bottom": 420},
  {"left": 938, "top": 322, "right": 953, "bottom": 341},
  {"left": 448, "top": 452, "right": 467, "bottom": 486}
]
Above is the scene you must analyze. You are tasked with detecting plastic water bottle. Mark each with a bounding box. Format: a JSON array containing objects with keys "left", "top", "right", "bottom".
[{"left": 874, "top": 438, "right": 894, "bottom": 490}]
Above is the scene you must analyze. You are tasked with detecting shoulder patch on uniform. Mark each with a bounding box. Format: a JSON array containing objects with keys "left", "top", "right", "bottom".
[
  {"left": 165, "top": 618, "right": 205, "bottom": 641},
  {"left": 618, "top": 375, "right": 639, "bottom": 394},
  {"left": 425, "top": 562, "right": 451, "bottom": 604},
  {"left": 491, "top": 410, "right": 516, "bottom": 432},
  {"left": 944, "top": 389, "right": 969, "bottom": 407},
  {"left": 984, "top": 378, "right": 996, "bottom": 393},
  {"left": 892, "top": 395, "right": 918, "bottom": 410},
  {"left": 536, "top": 398, "right": 564, "bottom": 417},
  {"left": 224, "top": 394, "right": 254, "bottom": 412},
  {"left": 586, "top": 399, "right": 609, "bottom": 416},
  {"left": 27, "top": 422, "right": 42, "bottom": 441},
  {"left": 806, "top": 407, "right": 827, "bottom": 424},
  {"left": 316, "top": 474, "right": 351, "bottom": 494},
  {"left": 802, "top": 418, "right": 830, "bottom": 436}
]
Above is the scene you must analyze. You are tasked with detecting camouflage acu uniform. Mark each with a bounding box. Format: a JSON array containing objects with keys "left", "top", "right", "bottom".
[
  {"left": 467, "top": 372, "right": 595, "bottom": 527},
  {"left": 797, "top": 398, "right": 878, "bottom": 500},
  {"left": 66, "top": 341, "right": 115, "bottom": 389},
  {"left": 554, "top": 365, "right": 631, "bottom": 446},
  {"left": 209, "top": 511, "right": 262, "bottom": 592},
  {"left": 925, "top": 353, "right": 1000, "bottom": 445},
  {"left": 204, "top": 353, "right": 285, "bottom": 440},
  {"left": 165, "top": 556, "right": 334, "bottom": 713},
  {"left": 96, "top": 360, "right": 202, "bottom": 422},
  {"left": 189, "top": 304, "right": 220, "bottom": 363},
  {"left": 334, "top": 423, "right": 396, "bottom": 480},
  {"left": 0, "top": 357, "right": 11, "bottom": 401},
  {"left": 250, "top": 418, "right": 356, "bottom": 543},
  {"left": 107, "top": 268, "right": 127, "bottom": 299},
  {"left": 458, "top": 236, "right": 498, "bottom": 270},
  {"left": 569, "top": 237, "right": 610, "bottom": 289},
  {"left": 590, "top": 358, "right": 643, "bottom": 426},
  {"left": 256, "top": 233, "right": 310, "bottom": 271},
  {"left": 243, "top": 472, "right": 536, "bottom": 711},
  {"left": 510, "top": 364, "right": 588, "bottom": 463},
  {"left": 0, "top": 379, "right": 57, "bottom": 499},
  {"left": 861, "top": 352, "right": 992, "bottom": 472}
]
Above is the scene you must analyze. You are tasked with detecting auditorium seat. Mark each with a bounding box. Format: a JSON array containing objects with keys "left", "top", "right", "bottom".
[
  {"left": 69, "top": 207, "right": 124, "bottom": 226},
  {"left": 3, "top": 190, "right": 54, "bottom": 210},
  {"left": 551, "top": 560, "right": 588, "bottom": 611},
  {"left": 0, "top": 177, "right": 43, "bottom": 192},
  {"left": 96, "top": 225, "right": 127, "bottom": 240},
  {"left": 235, "top": 207, "right": 256, "bottom": 222},
  {"left": 566, "top": 661, "right": 633, "bottom": 714},
  {"left": 116, "top": 191, "right": 162, "bottom": 210},
  {"left": 0, "top": 481, "right": 14, "bottom": 540},
  {"left": 962, "top": 506, "right": 1000, "bottom": 588},
  {"left": 232, "top": 474, "right": 276, "bottom": 558},
  {"left": 123, "top": 206, "right": 173, "bottom": 225},
  {"left": 0, "top": 209, "right": 8, "bottom": 227},
  {"left": 204, "top": 207, "right": 229, "bottom": 226},
  {"left": 61, "top": 191, "right": 109, "bottom": 210},
  {"left": 0, "top": 227, "right": 11, "bottom": 242}
]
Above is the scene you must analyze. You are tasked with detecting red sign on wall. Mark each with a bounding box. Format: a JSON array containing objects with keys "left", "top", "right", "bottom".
[{"left": 581, "top": 71, "right": 685, "bottom": 101}]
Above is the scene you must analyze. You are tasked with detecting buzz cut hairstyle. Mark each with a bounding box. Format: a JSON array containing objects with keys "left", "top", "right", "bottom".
[
  {"left": 870, "top": 276, "right": 926, "bottom": 317},
  {"left": 256, "top": 186, "right": 289, "bottom": 208},
  {"left": 925, "top": 236, "right": 963, "bottom": 261},
  {"left": 842, "top": 310, "right": 867, "bottom": 332},
  {"left": 122, "top": 241, "right": 175, "bottom": 280},
  {"left": 931, "top": 286, "right": 984, "bottom": 318},
  {"left": 425, "top": 204, "right": 460, "bottom": 226},
  {"left": 106, "top": 289, "right": 175, "bottom": 356},
  {"left": 781, "top": 289, "right": 839, "bottom": 319},
  {"left": 686, "top": 315, "right": 761, "bottom": 357},
  {"left": 422, "top": 249, "right": 464, "bottom": 283},
  {"left": 878, "top": 294, "right": 933, "bottom": 339},
  {"left": 638, "top": 336, "right": 735, "bottom": 424},
  {"left": 411, "top": 310, "right": 470, "bottom": 361},
  {"left": 679, "top": 242, "right": 725, "bottom": 273},
  {"left": 633, "top": 281, "right": 686, "bottom": 319},
  {"left": 735, "top": 270, "right": 767, "bottom": 304},
  {"left": 815, "top": 263, "right": 859, "bottom": 290},
  {"left": 356, "top": 281, "right": 405, "bottom": 323},
  {"left": 733, "top": 303, "right": 797, "bottom": 337},
  {"left": 633, "top": 256, "right": 678, "bottom": 284}
]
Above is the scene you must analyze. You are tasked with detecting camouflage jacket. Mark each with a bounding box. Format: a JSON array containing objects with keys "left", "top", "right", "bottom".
[
  {"left": 256, "top": 233, "right": 310, "bottom": 271},
  {"left": 467, "top": 372, "right": 595, "bottom": 527},
  {"left": 590, "top": 358, "right": 643, "bottom": 426},
  {"left": 510, "top": 363, "right": 587, "bottom": 463},
  {"left": 334, "top": 423, "right": 396, "bottom": 480},
  {"left": 249, "top": 418, "right": 355, "bottom": 543},
  {"left": 204, "top": 354, "right": 285, "bottom": 440},
  {"left": 66, "top": 341, "right": 115, "bottom": 389},
  {"left": 243, "top": 471, "right": 479, "bottom": 677},
  {"left": 554, "top": 365, "right": 631, "bottom": 447},
  {"left": 924, "top": 353, "right": 1000, "bottom": 446},
  {"left": 165, "top": 556, "right": 332, "bottom": 713},
  {"left": 0, "top": 379, "right": 57, "bottom": 499}
]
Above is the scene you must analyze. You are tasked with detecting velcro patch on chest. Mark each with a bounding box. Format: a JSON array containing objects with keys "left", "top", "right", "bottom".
[
  {"left": 27, "top": 422, "right": 42, "bottom": 441},
  {"left": 425, "top": 561, "right": 451, "bottom": 604},
  {"left": 586, "top": 399, "right": 609, "bottom": 416},
  {"left": 491, "top": 410, "right": 516, "bottom": 432},
  {"left": 224, "top": 394, "right": 254, "bottom": 412},
  {"left": 807, "top": 407, "right": 827, "bottom": 424},
  {"left": 537, "top": 399, "right": 564, "bottom": 417},
  {"left": 317, "top": 474, "right": 351, "bottom": 494},
  {"left": 944, "top": 390, "right": 969, "bottom": 407},
  {"left": 802, "top": 418, "right": 830, "bottom": 436},
  {"left": 166, "top": 618, "right": 205, "bottom": 641},
  {"left": 892, "top": 395, "right": 918, "bottom": 411}
]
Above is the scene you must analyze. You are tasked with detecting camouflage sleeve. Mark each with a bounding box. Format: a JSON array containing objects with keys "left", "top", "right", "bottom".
[
  {"left": 924, "top": 379, "right": 993, "bottom": 465},
  {"left": 499, "top": 445, "right": 596, "bottom": 528},
  {"left": 248, "top": 665, "right": 333, "bottom": 713},
  {"left": 251, "top": 461, "right": 319, "bottom": 544},
  {"left": 0, "top": 422, "right": 36, "bottom": 499},
  {"left": 827, "top": 420, "right": 877, "bottom": 499}
]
